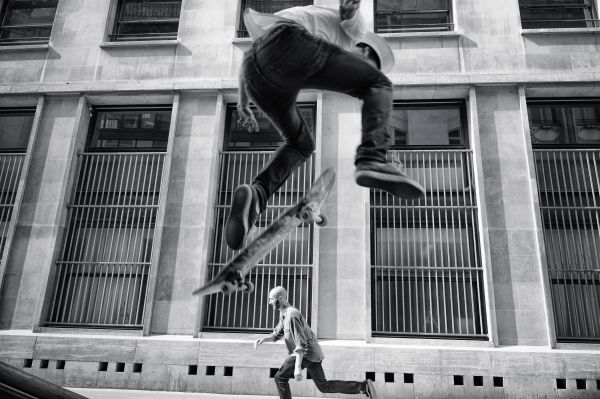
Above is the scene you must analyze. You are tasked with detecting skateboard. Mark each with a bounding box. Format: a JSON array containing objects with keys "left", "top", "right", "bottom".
[{"left": 192, "top": 167, "right": 335, "bottom": 297}]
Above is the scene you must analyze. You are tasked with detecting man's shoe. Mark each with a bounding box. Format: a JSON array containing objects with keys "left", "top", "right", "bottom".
[
  {"left": 225, "top": 184, "right": 258, "bottom": 250},
  {"left": 365, "top": 379, "right": 377, "bottom": 398},
  {"left": 355, "top": 160, "right": 425, "bottom": 199}
]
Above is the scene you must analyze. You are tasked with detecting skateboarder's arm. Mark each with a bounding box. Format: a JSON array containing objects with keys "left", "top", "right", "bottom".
[{"left": 237, "top": 71, "right": 259, "bottom": 133}]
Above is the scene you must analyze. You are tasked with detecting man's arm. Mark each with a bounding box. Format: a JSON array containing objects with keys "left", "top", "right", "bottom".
[
  {"left": 339, "top": 0, "right": 361, "bottom": 21},
  {"left": 255, "top": 317, "right": 284, "bottom": 349},
  {"left": 236, "top": 71, "right": 259, "bottom": 132},
  {"left": 254, "top": 334, "right": 275, "bottom": 349},
  {"left": 289, "top": 316, "right": 308, "bottom": 381}
]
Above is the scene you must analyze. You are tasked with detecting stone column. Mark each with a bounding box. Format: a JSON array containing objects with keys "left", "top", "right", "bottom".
[
  {"left": 317, "top": 92, "right": 368, "bottom": 340},
  {"left": 0, "top": 95, "right": 88, "bottom": 330},
  {"left": 151, "top": 92, "right": 221, "bottom": 335},
  {"left": 475, "top": 86, "right": 551, "bottom": 346}
]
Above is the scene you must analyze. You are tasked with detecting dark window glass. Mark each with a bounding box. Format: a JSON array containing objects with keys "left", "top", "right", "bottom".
[
  {"left": 519, "top": 0, "right": 599, "bottom": 29},
  {"left": 528, "top": 102, "right": 600, "bottom": 147},
  {"left": 88, "top": 108, "right": 171, "bottom": 151},
  {"left": 389, "top": 102, "right": 466, "bottom": 149},
  {"left": 0, "top": 109, "right": 34, "bottom": 152},
  {"left": 237, "top": 0, "right": 313, "bottom": 38},
  {"left": 0, "top": 0, "right": 58, "bottom": 44},
  {"left": 111, "top": 0, "right": 182, "bottom": 41},
  {"left": 225, "top": 104, "right": 315, "bottom": 150},
  {"left": 375, "top": 0, "right": 453, "bottom": 33}
]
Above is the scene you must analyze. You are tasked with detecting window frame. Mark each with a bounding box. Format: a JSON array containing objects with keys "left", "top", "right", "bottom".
[
  {"left": 518, "top": 0, "right": 600, "bottom": 29},
  {"left": 374, "top": 0, "right": 454, "bottom": 34},
  {"left": 86, "top": 105, "right": 172, "bottom": 152},
  {"left": 0, "top": 107, "right": 36, "bottom": 153},
  {"left": 109, "top": 0, "right": 182, "bottom": 42},
  {"left": 223, "top": 102, "right": 316, "bottom": 151},
  {"left": 527, "top": 98, "right": 600, "bottom": 149},
  {"left": 237, "top": 0, "right": 313, "bottom": 38},
  {"left": 0, "top": 0, "right": 58, "bottom": 45},
  {"left": 389, "top": 100, "right": 469, "bottom": 151}
]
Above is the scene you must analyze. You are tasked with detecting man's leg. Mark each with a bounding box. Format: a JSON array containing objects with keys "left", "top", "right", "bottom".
[
  {"left": 306, "top": 361, "right": 371, "bottom": 396},
  {"left": 273, "top": 356, "right": 300, "bottom": 399}
]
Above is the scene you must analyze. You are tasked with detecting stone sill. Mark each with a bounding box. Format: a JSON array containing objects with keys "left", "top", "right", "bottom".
[
  {"left": 380, "top": 30, "right": 462, "bottom": 39},
  {"left": 521, "top": 27, "right": 600, "bottom": 35},
  {"left": 0, "top": 43, "right": 49, "bottom": 52},
  {"left": 100, "top": 39, "right": 179, "bottom": 49},
  {"left": 232, "top": 37, "right": 252, "bottom": 44}
]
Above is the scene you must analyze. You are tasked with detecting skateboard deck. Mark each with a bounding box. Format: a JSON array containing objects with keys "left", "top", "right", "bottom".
[{"left": 193, "top": 167, "right": 335, "bottom": 297}]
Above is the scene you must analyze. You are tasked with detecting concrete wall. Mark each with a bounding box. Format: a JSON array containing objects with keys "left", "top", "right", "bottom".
[
  {"left": 0, "top": 0, "right": 600, "bottom": 397},
  {"left": 1, "top": 332, "right": 600, "bottom": 398}
]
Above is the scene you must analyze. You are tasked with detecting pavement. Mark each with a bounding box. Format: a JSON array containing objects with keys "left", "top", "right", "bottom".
[{"left": 71, "top": 389, "right": 321, "bottom": 399}]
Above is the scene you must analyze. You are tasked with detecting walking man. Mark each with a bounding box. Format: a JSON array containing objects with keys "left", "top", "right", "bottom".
[
  {"left": 255, "top": 286, "right": 377, "bottom": 398},
  {"left": 226, "top": 0, "right": 425, "bottom": 249}
]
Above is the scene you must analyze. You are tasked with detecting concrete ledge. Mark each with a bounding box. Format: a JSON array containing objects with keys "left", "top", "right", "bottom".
[
  {"left": 380, "top": 31, "right": 462, "bottom": 39},
  {"left": 521, "top": 27, "right": 600, "bottom": 35},
  {"left": 100, "top": 40, "right": 179, "bottom": 49},
  {"left": 0, "top": 43, "right": 49, "bottom": 52}
]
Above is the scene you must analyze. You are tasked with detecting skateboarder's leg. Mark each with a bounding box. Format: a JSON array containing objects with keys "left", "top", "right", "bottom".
[
  {"left": 225, "top": 47, "right": 314, "bottom": 250},
  {"left": 305, "top": 45, "right": 425, "bottom": 199},
  {"left": 306, "top": 361, "right": 368, "bottom": 395}
]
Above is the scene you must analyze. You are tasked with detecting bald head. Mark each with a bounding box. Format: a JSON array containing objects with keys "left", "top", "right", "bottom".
[{"left": 268, "top": 286, "right": 289, "bottom": 310}]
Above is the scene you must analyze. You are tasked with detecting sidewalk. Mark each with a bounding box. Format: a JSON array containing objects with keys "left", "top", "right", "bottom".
[{"left": 71, "top": 388, "right": 321, "bottom": 399}]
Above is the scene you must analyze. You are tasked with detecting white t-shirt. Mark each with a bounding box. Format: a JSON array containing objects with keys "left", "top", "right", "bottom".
[{"left": 244, "top": 6, "right": 365, "bottom": 52}]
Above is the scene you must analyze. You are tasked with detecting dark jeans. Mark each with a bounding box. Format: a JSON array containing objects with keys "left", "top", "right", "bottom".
[
  {"left": 242, "top": 22, "right": 393, "bottom": 211},
  {"left": 274, "top": 355, "right": 364, "bottom": 399}
]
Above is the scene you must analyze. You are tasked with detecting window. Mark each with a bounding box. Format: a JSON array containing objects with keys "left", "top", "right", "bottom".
[
  {"left": 0, "top": 0, "right": 58, "bottom": 45},
  {"left": 529, "top": 99, "right": 600, "bottom": 341},
  {"left": 374, "top": 0, "right": 453, "bottom": 34},
  {"left": 370, "top": 101, "right": 487, "bottom": 338},
  {"left": 0, "top": 108, "right": 33, "bottom": 263},
  {"left": 45, "top": 107, "right": 171, "bottom": 328},
  {"left": 110, "top": 0, "right": 182, "bottom": 41},
  {"left": 519, "top": 0, "right": 599, "bottom": 29},
  {"left": 237, "top": 0, "right": 313, "bottom": 38},
  {"left": 203, "top": 104, "right": 316, "bottom": 332}
]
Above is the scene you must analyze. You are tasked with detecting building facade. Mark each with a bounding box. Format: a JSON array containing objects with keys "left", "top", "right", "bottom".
[{"left": 0, "top": 0, "right": 599, "bottom": 397}]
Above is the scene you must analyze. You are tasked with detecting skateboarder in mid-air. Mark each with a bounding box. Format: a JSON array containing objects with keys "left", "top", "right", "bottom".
[
  {"left": 226, "top": 0, "right": 426, "bottom": 250},
  {"left": 255, "top": 286, "right": 378, "bottom": 399}
]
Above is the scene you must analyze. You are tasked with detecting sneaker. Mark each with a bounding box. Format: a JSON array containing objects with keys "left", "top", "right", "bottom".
[
  {"left": 225, "top": 184, "right": 259, "bottom": 250},
  {"left": 364, "top": 379, "right": 377, "bottom": 398},
  {"left": 355, "top": 160, "right": 425, "bottom": 199}
]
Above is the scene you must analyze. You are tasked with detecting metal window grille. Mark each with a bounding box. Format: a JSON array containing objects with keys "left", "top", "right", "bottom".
[
  {"left": 110, "top": 0, "right": 182, "bottom": 42},
  {"left": 0, "top": 154, "right": 25, "bottom": 261},
  {"left": 45, "top": 108, "right": 170, "bottom": 328},
  {"left": 45, "top": 152, "right": 165, "bottom": 328},
  {"left": 203, "top": 105, "right": 316, "bottom": 332},
  {"left": 519, "top": 0, "right": 599, "bottom": 29},
  {"left": 533, "top": 149, "right": 600, "bottom": 341},
  {"left": 370, "top": 150, "right": 487, "bottom": 338},
  {"left": 0, "top": 109, "right": 33, "bottom": 266},
  {"left": 237, "top": 0, "right": 313, "bottom": 38},
  {"left": 375, "top": 0, "right": 454, "bottom": 34}
]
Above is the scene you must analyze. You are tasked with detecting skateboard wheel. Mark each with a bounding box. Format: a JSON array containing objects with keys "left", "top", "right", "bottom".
[
  {"left": 243, "top": 281, "right": 255, "bottom": 294},
  {"left": 315, "top": 214, "right": 327, "bottom": 227}
]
